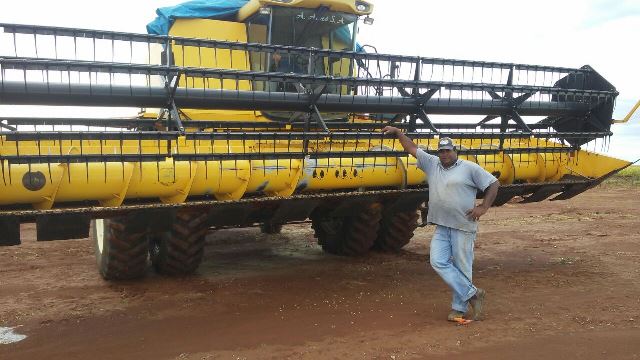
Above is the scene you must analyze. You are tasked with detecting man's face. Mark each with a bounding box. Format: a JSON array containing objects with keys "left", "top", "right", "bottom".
[{"left": 437, "top": 148, "right": 457, "bottom": 167}]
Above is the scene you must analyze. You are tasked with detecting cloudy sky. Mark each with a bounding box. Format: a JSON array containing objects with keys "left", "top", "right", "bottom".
[{"left": 1, "top": 0, "right": 638, "bottom": 161}]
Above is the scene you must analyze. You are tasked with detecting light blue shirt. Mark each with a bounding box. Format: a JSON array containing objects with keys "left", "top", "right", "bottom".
[{"left": 416, "top": 149, "right": 498, "bottom": 232}]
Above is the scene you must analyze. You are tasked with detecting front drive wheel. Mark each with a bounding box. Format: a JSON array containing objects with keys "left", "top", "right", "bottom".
[
  {"left": 374, "top": 209, "right": 420, "bottom": 252},
  {"left": 149, "top": 211, "right": 209, "bottom": 276},
  {"left": 311, "top": 203, "right": 382, "bottom": 256},
  {"left": 91, "top": 216, "right": 149, "bottom": 280}
]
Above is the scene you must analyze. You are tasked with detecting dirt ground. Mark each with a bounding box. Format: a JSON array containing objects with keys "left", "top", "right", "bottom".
[{"left": 1, "top": 185, "right": 639, "bottom": 359}]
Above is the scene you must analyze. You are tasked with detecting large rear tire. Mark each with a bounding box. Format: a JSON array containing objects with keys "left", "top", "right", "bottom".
[
  {"left": 375, "top": 209, "right": 420, "bottom": 252},
  {"left": 311, "top": 203, "right": 382, "bottom": 256},
  {"left": 149, "top": 210, "right": 209, "bottom": 276},
  {"left": 91, "top": 216, "right": 148, "bottom": 280}
]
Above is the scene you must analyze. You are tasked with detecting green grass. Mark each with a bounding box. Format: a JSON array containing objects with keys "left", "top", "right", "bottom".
[{"left": 604, "top": 165, "right": 640, "bottom": 187}]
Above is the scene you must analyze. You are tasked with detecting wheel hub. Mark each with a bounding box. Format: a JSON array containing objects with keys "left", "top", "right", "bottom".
[{"left": 95, "top": 219, "right": 105, "bottom": 253}]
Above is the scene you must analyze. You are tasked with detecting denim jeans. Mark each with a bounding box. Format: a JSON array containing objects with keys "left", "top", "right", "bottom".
[{"left": 430, "top": 225, "right": 478, "bottom": 313}]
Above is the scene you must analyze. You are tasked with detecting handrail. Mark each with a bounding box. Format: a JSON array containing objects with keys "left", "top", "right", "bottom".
[{"left": 612, "top": 99, "right": 640, "bottom": 124}]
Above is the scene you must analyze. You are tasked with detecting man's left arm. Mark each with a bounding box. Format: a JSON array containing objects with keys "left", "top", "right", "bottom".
[
  {"left": 466, "top": 164, "right": 500, "bottom": 221},
  {"left": 466, "top": 180, "right": 499, "bottom": 221}
]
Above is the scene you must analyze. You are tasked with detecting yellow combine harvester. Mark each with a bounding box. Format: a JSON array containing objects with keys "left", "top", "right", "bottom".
[{"left": 0, "top": 0, "right": 634, "bottom": 279}]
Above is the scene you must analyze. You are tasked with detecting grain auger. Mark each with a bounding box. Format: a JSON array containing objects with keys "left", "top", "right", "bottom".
[{"left": 0, "top": 0, "right": 633, "bottom": 280}]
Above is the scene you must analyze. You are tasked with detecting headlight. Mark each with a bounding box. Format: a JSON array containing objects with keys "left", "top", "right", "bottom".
[{"left": 355, "top": 1, "right": 370, "bottom": 13}]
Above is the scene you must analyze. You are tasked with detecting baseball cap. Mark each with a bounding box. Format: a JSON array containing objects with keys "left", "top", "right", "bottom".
[{"left": 437, "top": 137, "right": 455, "bottom": 151}]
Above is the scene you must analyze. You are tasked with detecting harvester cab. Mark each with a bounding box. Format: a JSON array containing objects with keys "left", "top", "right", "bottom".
[
  {"left": 0, "top": 0, "right": 634, "bottom": 280},
  {"left": 147, "top": 0, "right": 371, "bottom": 124}
]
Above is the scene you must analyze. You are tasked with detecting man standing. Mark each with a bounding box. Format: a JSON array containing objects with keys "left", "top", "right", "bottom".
[{"left": 382, "top": 126, "right": 500, "bottom": 321}]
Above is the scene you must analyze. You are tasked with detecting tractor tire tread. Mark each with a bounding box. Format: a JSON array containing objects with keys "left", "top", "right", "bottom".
[
  {"left": 95, "top": 216, "right": 148, "bottom": 281},
  {"left": 375, "top": 210, "right": 419, "bottom": 252},
  {"left": 151, "top": 211, "right": 209, "bottom": 276}
]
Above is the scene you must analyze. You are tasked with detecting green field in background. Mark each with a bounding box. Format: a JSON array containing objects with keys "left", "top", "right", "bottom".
[{"left": 604, "top": 165, "right": 640, "bottom": 187}]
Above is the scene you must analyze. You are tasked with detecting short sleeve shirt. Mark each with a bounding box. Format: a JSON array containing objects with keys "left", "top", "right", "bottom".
[{"left": 416, "top": 148, "right": 498, "bottom": 232}]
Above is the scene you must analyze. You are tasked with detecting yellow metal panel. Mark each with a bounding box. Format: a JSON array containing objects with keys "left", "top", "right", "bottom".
[
  {"left": 189, "top": 160, "right": 251, "bottom": 200},
  {"left": 542, "top": 154, "right": 563, "bottom": 182},
  {"left": 511, "top": 153, "right": 546, "bottom": 183},
  {"left": 563, "top": 150, "right": 631, "bottom": 179},
  {"left": 300, "top": 157, "right": 404, "bottom": 191},
  {"left": 168, "top": 19, "right": 255, "bottom": 121},
  {"left": 32, "top": 162, "right": 67, "bottom": 210},
  {"left": 160, "top": 161, "right": 198, "bottom": 204},
  {"left": 475, "top": 153, "right": 515, "bottom": 185},
  {"left": 99, "top": 163, "right": 135, "bottom": 207},
  {"left": 245, "top": 159, "right": 303, "bottom": 196},
  {"left": 125, "top": 161, "right": 191, "bottom": 201},
  {"left": 169, "top": 19, "right": 251, "bottom": 91},
  {"left": 403, "top": 151, "right": 427, "bottom": 186},
  {"left": 0, "top": 163, "right": 127, "bottom": 207},
  {"left": 0, "top": 163, "right": 61, "bottom": 206},
  {"left": 54, "top": 163, "right": 132, "bottom": 203}
]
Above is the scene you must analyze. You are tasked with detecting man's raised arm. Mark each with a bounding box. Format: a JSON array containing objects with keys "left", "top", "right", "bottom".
[{"left": 382, "top": 126, "right": 418, "bottom": 157}]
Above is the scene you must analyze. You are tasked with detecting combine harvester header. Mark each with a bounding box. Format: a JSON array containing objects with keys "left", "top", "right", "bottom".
[{"left": 0, "top": 0, "right": 634, "bottom": 279}]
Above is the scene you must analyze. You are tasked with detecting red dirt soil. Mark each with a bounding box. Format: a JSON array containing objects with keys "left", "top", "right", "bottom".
[{"left": 1, "top": 186, "right": 639, "bottom": 359}]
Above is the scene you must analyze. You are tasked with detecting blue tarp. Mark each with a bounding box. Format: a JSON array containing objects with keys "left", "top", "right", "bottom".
[
  {"left": 146, "top": 0, "right": 362, "bottom": 51},
  {"left": 146, "top": 0, "right": 249, "bottom": 35}
]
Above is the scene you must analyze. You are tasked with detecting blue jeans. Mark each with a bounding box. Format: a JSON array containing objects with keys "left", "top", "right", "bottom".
[{"left": 430, "top": 225, "right": 478, "bottom": 313}]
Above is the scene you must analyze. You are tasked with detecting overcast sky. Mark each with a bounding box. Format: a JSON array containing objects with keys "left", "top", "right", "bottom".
[{"left": 1, "top": 0, "right": 638, "bottom": 161}]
